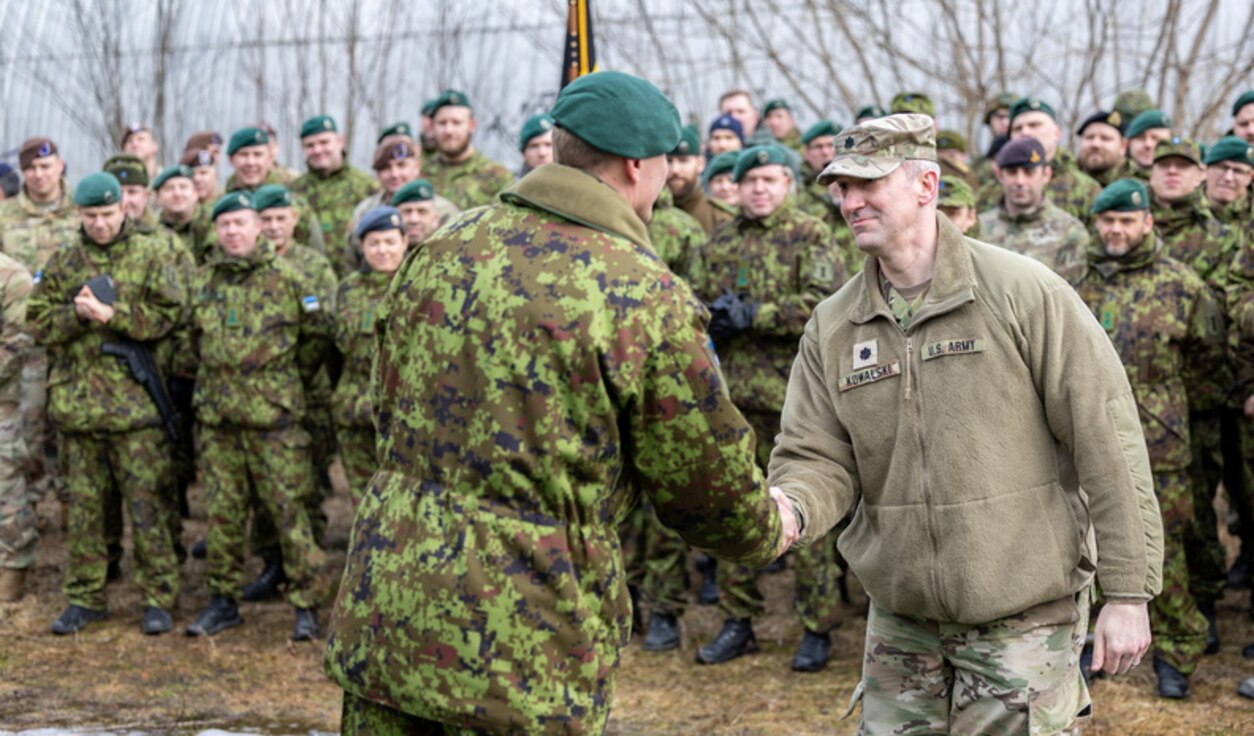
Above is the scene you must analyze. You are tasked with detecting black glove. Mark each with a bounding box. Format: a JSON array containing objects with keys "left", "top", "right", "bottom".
[{"left": 708, "top": 289, "right": 759, "bottom": 342}]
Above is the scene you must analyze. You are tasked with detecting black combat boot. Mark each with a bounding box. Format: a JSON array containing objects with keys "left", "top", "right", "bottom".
[
  {"left": 695, "top": 618, "right": 757, "bottom": 665},
  {"left": 1197, "top": 600, "right": 1220, "bottom": 655},
  {"left": 696, "top": 556, "right": 719, "bottom": 606},
  {"left": 1153, "top": 652, "right": 1190, "bottom": 699},
  {"left": 1228, "top": 551, "right": 1249, "bottom": 590},
  {"left": 791, "top": 629, "right": 832, "bottom": 672},
  {"left": 642, "top": 612, "right": 680, "bottom": 652},
  {"left": 141, "top": 607, "right": 174, "bottom": 635},
  {"left": 292, "top": 607, "right": 320, "bottom": 641},
  {"left": 241, "top": 554, "right": 287, "bottom": 602},
  {"left": 186, "top": 595, "right": 243, "bottom": 637},
  {"left": 51, "top": 604, "right": 109, "bottom": 635}
]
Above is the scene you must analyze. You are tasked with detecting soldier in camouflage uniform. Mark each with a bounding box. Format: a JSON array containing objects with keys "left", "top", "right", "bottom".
[
  {"left": 1076, "top": 178, "right": 1220, "bottom": 698},
  {"left": 290, "top": 115, "right": 380, "bottom": 278},
  {"left": 324, "top": 71, "right": 794, "bottom": 735},
  {"left": 1227, "top": 228, "right": 1254, "bottom": 613},
  {"left": 762, "top": 98, "right": 803, "bottom": 154},
  {"left": 1203, "top": 136, "right": 1253, "bottom": 239},
  {"left": 392, "top": 179, "right": 445, "bottom": 249},
  {"left": 1077, "top": 110, "right": 1139, "bottom": 186},
  {"left": 974, "top": 91, "right": 1018, "bottom": 187},
  {"left": 937, "top": 175, "right": 979, "bottom": 237},
  {"left": 103, "top": 155, "right": 159, "bottom": 231},
  {"left": 978, "top": 137, "right": 1091, "bottom": 285},
  {"left": 421, "top": 90, "right": 513, "bottom": 210},
  {"left": 796, "top": 120, "right": 862, "bottom": 274},
  {"left": 222, "top": 127, "right": 326, "bottom": 257},
  {"left": 687, "top": 144, "right": 848, "bottom": 671},
  {"left": 935, "top": 130, "right": 979, "bottom": 189},
  {"left": 0, "top": 252, "right": 33, "bottom": 603},
  {"left": 517, "top": 113, "right": 555, "bottom": 179},
  {"left": 667, "top": 125, "right": 733, "bottom": 237},
  {"left": 1127, "top": 110, "right": 1173, "bottom": 180},
  {"left": 29, "top": 173, "right": 183, "bottom": 635},
  {"left": 702, "top": 151, "right": 741, "bottom": 211},
  {"left": 183, "top": 191, "right": 330, "bottom": 641}
]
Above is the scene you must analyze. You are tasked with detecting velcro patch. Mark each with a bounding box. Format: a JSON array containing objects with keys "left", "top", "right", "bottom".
[
  {"left": 839, "top": 361, "right": 901, "bottom": 392},
  {"left": 922, "top": 338, "right": 985, "bottom": 361},
  {"left": 302, "top": 295, "right": 321, "bottom": 312}
]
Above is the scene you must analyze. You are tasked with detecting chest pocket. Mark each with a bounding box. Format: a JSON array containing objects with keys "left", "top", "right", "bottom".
[{"left": 196, "top": 283, "right": 298, "bottom": 368}]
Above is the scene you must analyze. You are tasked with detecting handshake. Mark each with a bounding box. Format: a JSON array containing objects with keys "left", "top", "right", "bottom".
[
  {"left": 769, "top": 486, "right": 801, "bottom": 557},
  {"left": 708, "top": 289, "right": 759, "bottom": 343}
]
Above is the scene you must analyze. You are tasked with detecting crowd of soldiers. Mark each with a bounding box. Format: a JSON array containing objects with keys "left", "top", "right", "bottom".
[{"left": 0, "top": 79, "right": 1251, "bottom": 707}]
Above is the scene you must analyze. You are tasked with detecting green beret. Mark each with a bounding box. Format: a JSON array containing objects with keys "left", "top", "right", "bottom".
[
  {"left": 356, "top": 206, "right": 405, "bottom": 238},
  {"left": 392, "top": 178, "right": 436, "bottom": 206},
  {"left": 1113, "top": 89, "right": 1154, "bottom": 121},
  {"left": 251, "top": 184, "right": 293, "bottom": 212},
  {"left": 430, "top": 89, "right": 472, "bottom": 114},
  {"left": 935, "top": 130, "right": 967, "bottom": 152},
  {"left": 763, "top": 98, "right": 791, "bottom": 115},
  {"left": 1126, "top": 110, "right": 1171, "bottom": 140},
  {"left": 211, "top": 191, "right": 254, "bottom": 221},
  {"left": 152, "top": 164, "right": 194, "bottom": 191},
  {"left": 300, "top": 114, "right": 338, "bottom": 139},
  {"left": 74, "top": 172, "right": 122, "bottom": 207},
  {"left": 550, "top": 71, "right": 681, "bottom": 159},
  {"left": 518, "top": 114, "right": 555, "bottom": 151},
  {"left": 937, "top": 175, "right": 976, "bottom": 208},
  {"left": 671, "top": 124, "right": 701, "bottom": 156},
  {"left": 732, "top": 145, "right": 792, "bottom": 183},
  {"left": 801, "top": 120, "right": 839, "bottom": 145},
  {"left": 1203, "top": 136, "right": 1254, "bottom": 167},
  {"left": 1153, "top": 135, "right": 1201, "bottom": 166},
  {"left": 378, "top": 122, "right": 413, "bottom": 142},
  {"left": 701, "top": 151, "right": 738, "bottom": 186},
  {"left": 891, "top": 92, "right": 934, "bottom": 117},
  {"left": 227, "top": 127, "right": 269, "bottom": 156},
  {"left": 103, "top": 154, "right": 148, "bottom": 187},
  {"left": 1233, "top": 90, "right": 1254, "bottom": 116},
  {"left": 856, "top": 105, "right": 887, "bottom": 121},
  {"left": 420, "top": 99, "right": 438, "bottom": 117},
  {"left": 1009, "top": 97, "right": 1056, "bottom": 123},
  {"left": 983, "top": 91, "right": 1018, "bottom": 123},
  {"left": 1092, "top": 178, "right": 1150, "bottom": 214}
]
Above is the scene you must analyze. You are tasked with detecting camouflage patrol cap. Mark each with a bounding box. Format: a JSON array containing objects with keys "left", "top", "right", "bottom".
[
  {"left": 430, "top": 89, "right": 473, "bottom": 114},
  {"left": 119, "top": 122, "right": 151, "bottom": 147},
  {"left": 299, "top": 114, "right": 339, "bottom": 139},
  {"left": 855, "top": 105, "right": 888, "bottom": 121},
  {"left": 983, "top": 91, "right": 1018, "bottom": 123},
  {"left": 996, "top": 137, "right": 1048, "bottom": 169},
  {"left": 550, "top": 71, "right": 682, "bottom": 159},
  {"left": 356, "top": 206, "right": 405, "bottom": 238},
  {"left": 211, "top": 191, "right": 254, "bottom": 221},
  {"left": 1092, "top": 178, "right": 1150, "bottom": 214},
  {"left": 670, "top": 124, "right": 701, "bottom": 157},
  {"left": 1203, "top": 136, "right": 1254, "bottom": 167},
  {"left": 372, "top": 134, "right": 415, "bottom": 170},
  {"left": 1126, "top": 110, "right": 1171, "bottom": 140},
  {"left": 1113, "top": 89, "right": 1155, "bottom": 121},
  {"left": 74, "top": 173, "right": 122, "bottom": 207},
  {"left": 1233, "top": 90, "right": 1254, "bottom": 116},
  {"left": 1152, "top": 135, "right": 1201, "bottom": 166},
  {"left": 1077, "top": 110, "right": 1126, "bottom": 137},
  {"left": 731, "top": 145, "right": 793, "bottom": 183},
  {"left": 763, "top": 98, "right": 791, "bottom": 114},
  {"left": 378, "top": 122, "right": 413, "bottom": 142},
  {"left": 392, "top": 178, "right": 435, "bottom": 206},
  {"left": 19, "top": 137, "right": 57, "bottom": 170},
  {"left": 251, "top": 184, "right": 293, "bottom": 212},
  {"left": 227, "top": 127, "right": 269, "bottom": 156},
  {"left": 1009, "top": 97, "right": 1057, "bottom": 124},
  {"left": 152, "top": 164, "right": 194, "bottom": 191},
  {"left": 816, "top": 114, "right": 937, "bottom": 184},
  {"left": 937, "top": 175, "right": 976, "bottom": 208},
  {"left": 518, "top": 114, "right": 555, "bottom": 151},
  {"left": 180, "top": 148, "right": 215, "bottom": 168},
  {"left": 890, "top": 92, "right": 935, "bottom": 117},
  {"left": 103, "top": 154, "right": 148, "bottom": 187},
  {"left": 801, "top": 120, "right": 839, "bottom": 145},
  {"left": 935, "top": 130, "right": 967, "bottom": 152},
  {"left": 701, "top": 151, "right": 738, "bottom": 187}
]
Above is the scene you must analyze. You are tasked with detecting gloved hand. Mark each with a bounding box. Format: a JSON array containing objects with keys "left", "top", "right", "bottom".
[{"left": 708, "top": 289, "right": 759, "bottom": 342}]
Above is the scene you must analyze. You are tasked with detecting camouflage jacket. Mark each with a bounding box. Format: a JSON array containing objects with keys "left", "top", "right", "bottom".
[
  {"left": 323, "top": 164, "right": 782, "bottom": 734},
  {"left": 186, "top": 239, "right": 331, "bottom": 429},
  {"left": 145, "top": 219, "right": 198, "bottom": 379},
  {"left": 1207, "top": 192, "right": 1251, "bottom": 244},
  {"left": 290, "top": 164, "right": 380, "bottom": 274},
  {"left": 223, "top": 170, "right": 327, "bottom": 256},
  {"left": 672, "top": 183, "right": 734, "bottom": 237},
  {"left": 28, "top": 221, "right": 185, "bottom": 434},
  {"left": 978, "top": 200, "right": 1090, "bottom": 285},
  {"left": 1076, "top": 233, "right": 1227, "bottom": 470},
  {"left": 649, "top": 189, "right": 706, "bottom": 280},
  {"left": 160, "top": 209, "right": 216, "bottom": 266},
  {"left": 422, "top": 149, "right": 513, "bottom": 210},
  {"left": 343, "top": 189, "right": 459, "bottom": 274},
  {"left": 689, "top": 200, "right": 847, "bottom": 414},
  {"left": 775, "top": 128, "right": 804, "bottom": 156},
  {"left": 281, "top": 242, "right": 338, "bottom": 407},
  {"left": 940, "top": 157, "right": 979, "bottom": 189},
  {"left": 1227, "top": 242, "right": 1254, "bottom": 399},
  {"left": 1153, "top": 190, "right": 1241, "bottom": 294},
  {"left": 330, "top": 268, "right": 390, "bottom": 427},
  {"left": 1047, "top": 149, "right": 1102, "bottom": 225},
  {"left": 0, "top": 180, "right": 79, "bottom": 273},
  {"left": 0, "top": 252, "right": 32, "bottom": 405},
  {"left": 1086, "top": 157, "right": 1140, "bottom": 188}
]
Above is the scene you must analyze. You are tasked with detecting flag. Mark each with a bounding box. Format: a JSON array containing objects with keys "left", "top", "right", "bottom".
[{"left": 560, "top": 0, "right": 597, "bottom": 89}]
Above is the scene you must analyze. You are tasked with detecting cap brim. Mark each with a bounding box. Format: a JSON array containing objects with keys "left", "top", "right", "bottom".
[{"left": 816, "top": 156, "right": 904, "bottom": 185}]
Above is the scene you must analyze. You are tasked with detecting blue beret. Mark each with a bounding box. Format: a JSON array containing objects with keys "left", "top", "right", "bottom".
[
  {"left": 356, "top": 206, "right": 405, "bottom": 238},
  {"left": 74, "top": 172, "right": 122, "bottom": 207},
  {"left": 550, "top": 71, "right": 682, "bottom": 159},
  {"left": 995, "top": 138, "right": 1048, "bottom": 169}
]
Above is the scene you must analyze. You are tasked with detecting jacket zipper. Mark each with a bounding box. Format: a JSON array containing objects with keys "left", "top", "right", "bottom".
[{"left": 907, "top": 331, "right": 951, "bottom": 621}]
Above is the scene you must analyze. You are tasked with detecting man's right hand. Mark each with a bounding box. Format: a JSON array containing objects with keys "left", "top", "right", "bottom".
[
  {"left": 769, "top": 486, "right": 800, "bottom": 557},
  {"left": 1091, "top": 601, "right": 1152, "bottom": 676}
]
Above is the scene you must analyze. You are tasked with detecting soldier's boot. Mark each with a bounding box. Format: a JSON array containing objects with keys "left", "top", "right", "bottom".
[
  {"left": 106, "top": 559, "right": 122, "bottom": 584},
  {"left": 1240, "top": 677, "right": 1254, "bottom": 700},
  {"left": 791, "top": 629, "right": 832, "bottom": 673},
  {"left": 141, "top": 607, "right": 174, "bottom": 635},
  {"left": 1229, "top": 552, "right": 1249, "bottom": 590},
  {"left": 1153, "top": 653, "right": 1190, "bottom": 699},
  {"left": 190, "top": 538, "right": 207, "bottom": 560},
  {"left": 697, "top": 557, "right": 719, "bottom": 606},
  {"left": 1198, "top": 600, "right": 1220, "bottom": 655},
  {"left": 695, "top": 618, "right": 757, "bottom": 665},
  {"left": 642, "top": 612, "right": 680, "bottom": 652},
  {"left": 292, "top": 607, "right": 320, "bottom": 642},
  {"left": 241, "top": 554, "right": 287, "bottom": 602},
  {"left": 0, "top": 568, "right": 26, "bottom": 603},
  {"left": 1242, "top": 643, "right": 1254, "bottom": 659},
  {"left": 51, "top": 604, "right": 109, "bottom": 635},
  {"left": 186, "top": 595, "right": 243, "bottom": 637}
]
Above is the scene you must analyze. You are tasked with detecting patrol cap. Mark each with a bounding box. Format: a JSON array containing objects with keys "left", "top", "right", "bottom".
[
  {"left": 356, "top": 206, "right": 405, "bottom": 238},
  {"left": 211, "top": 191, "right": 254, "bottom": 221},
  {"left": 701, "top": 151, "right": 738, "bottom": 187},
  {"left": 816, "top": 114, "right": 937, "bottom": 185},
  {"left": 1092, "top": 178, "right": 1150, "bottom": 214},
  {"left": 119, "top": 122, "right": 151, "bottom": 147},
  {"left": 1009, "top": 97, "right": 1057, "bottom": 124},
  {"left": 763, "top": 98, "right": 791, "bottom": 114},
  {"left": 430, "top": 89, "right": 473, "bottom": 114},
  {"left": 518, "top": 114, "right": 555, "bottom": 151},
  {"left": 184, "top": 131, "right": 222, "bottom": 152},
  {"left": 251, "top": 184, "right": 293, "bottom": 211},
  {"left": 299, "top": 114, "right": 338, "bottom": 139},
  {"left": 1202, "top": 136, "right": 1254, "bottom": 167},
  {"left": 995, "top": 137, "right": 1048, "bottom": 169},
  {"left": 983, "top": 91, "right": 1018, "bottom": 123},
  {"left": 550, "top": 71, "right": 682, "bottom": 159},
  {"left": 935, "top": 130, "right": 967, "bottom": 152},
  {"left": 855, "top": 105, "right": 887, "bottom": 121},
  {"left": 392, "top": 178, "right": 435, "bottom": 206},
  {"left": 708, "top": 113, "right": 744, "bottom": 142},
  {"left": 670, "top": 124, "right": 701, "bottom": 156},
  {"left": 152, "top": 164, "right": 194, "bottom": 191},
  {"left": 19, "top": 137, "right": 57, "bottom": 170},
  {"left": 103, "top": 154, "right": 148, "bottom": 187},
  {"left": 890, "top": 92, "right": 935, "bottom": 117},
  {"left": 802, "top": 120, "right": 839, "bottom": 145},
  {"left": 732, "top": 145, "right": 793, "bottom": 183},
  {"left": 937, "top": 175, "right": 976, "bottom": 208},
  {"left": 1152, "top": 135, "right": 1201, "bottom": 166},
  {"left": 372, "top": 135, "right": 415, "bottom": 170},
  {"left": 227, "top": 127, "right": 269, "bottom": 156},
  {"left": 180, "top": 148, "right": 215, "bottom": 168},
  {"left": 1076, "top": 110, "right": 1126, "bottom": 137},
  {"left": 378, "top": 122, "right": 413, "bottom": 142},
  {"left": 1233, "top": 90, "right": 1254, "bottom": 116},
  {"left": 74, "top": 172, "right": 122, "bottom": 207},
  {"left": 1113, "top": 89, "right": 1154, "bottom": 121},
  {"left": 1126, "top": 110, "right": 1170, "bottom": 140}
]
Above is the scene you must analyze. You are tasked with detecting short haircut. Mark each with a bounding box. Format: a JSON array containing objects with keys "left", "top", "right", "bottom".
[
  {"left": 719, "top": 88, "right": 755, "bottom": 109},
  {"left": 552, "top": 127, "right": 617, "bottom": 172}
]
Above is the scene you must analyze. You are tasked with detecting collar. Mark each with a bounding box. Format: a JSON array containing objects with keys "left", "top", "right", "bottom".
[
  {"left": 1087, "top": 229, "right": 1162, "bottom": 279},
  {"left": 850, "top": 213, "right": 976, "bottom": 328},
  {"left": 500, "top": 164, "right": 651, "bottom": 250},
  {"left": 208, "top": 236, "right": 277, "bottom": 272}
]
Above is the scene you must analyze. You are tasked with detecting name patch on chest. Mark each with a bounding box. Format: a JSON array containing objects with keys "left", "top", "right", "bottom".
[
  {"left": 922, "top": 338, "right": 985, "bottom": 361},
  {"left": 839, "top": 361, "right": 901, "bottom": 392}
]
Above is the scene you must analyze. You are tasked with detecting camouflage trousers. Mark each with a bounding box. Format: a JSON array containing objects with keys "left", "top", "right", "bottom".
[
  {"left": 0, "top": 405, "right": 35, "bottom": 569},
  {"left": 249, "top": 404, "right": 334, "bottom": 559},
  {"left": 1183, "top": 409, "right": 1236, "bottom": 605},
  {"left": 336, "top": 423, "right": 375, "bottom": 509},
  {"left": 61, "top": 428, "right": 180, "bottom": 610},
  {"left": 855, "top": 592, "right": 1091, "bottom": 735},
  {"left": 201, "top": 424, "right": 327, "bottom": 609},
  {"left": 340, "top": 691, "right": 488, "bottom": 736},
  {"left": 1150, "top": 469, "right": 1207, "bottom": 675},
  {"left": 641, "top": 503, "right": 689, "bottom": 617},
  {"left": 19, "top": 348, "right": 53, "bottom": 497}
]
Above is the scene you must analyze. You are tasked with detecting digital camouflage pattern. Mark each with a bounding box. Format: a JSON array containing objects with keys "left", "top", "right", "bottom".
[
  {"left": 421, "top": 150, "right": 513, "bottom": 210},
  {"left": 1046, "top": 150, "right": 1102, "bottom": 225},
  {"left": 672, "top": 182, "right": 734, "bottom": 237},
  {"left": 332, "top": 268, "right": 393, "bottom": 505},
  {"left": 324, "top": 163, "right": 783, "bottom": 734},
  {"left": 1087, "top": 157, "right": 1141, "bottom": 188},
  {"left": 0, "top": 252, "right": 33, "bottom": 571},
  {"left": 978, "top": 200, "right": 1091, "bottom": 285},
  {"left": 648, "top": 190, "right": 705, "bottom": 279},
  {"left": 290, "top": 165, "right": 380, "bottom": 276},
  {"left": 1153, "top": 190, "right": 1241, "bottom": 298}
]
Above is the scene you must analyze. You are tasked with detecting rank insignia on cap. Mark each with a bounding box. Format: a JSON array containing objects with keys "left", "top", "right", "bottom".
[
  {"left": 1029, "top": 150, "right": 1041, "bottom": 163},
  {"left": 845, "top": 136, "right": 855, "bottom": 149},
  {"left": 1109, "top": 111, "right": 1122, "bottom": 126},
  {"left": 1131, "top": 191, "right": 1142, "bottom": 206},
  {"left": 757, "top": 149, "right": 769, "bottom": 164},
  {"left": 1029, "top": 99, "right": 1041, "bottom": 110},
  {"left": 390, "top": 214, "right": 400, "bottom": 227},
  {"left": 302, "top": 295, "right": 321, "bottom": 312},
  {"left": 39, "top": 143, "right": 51, "bottom": 156},
  {"left": 197, "top": 150, "right": 212, "bottom": 166},
  {"left": 852, "top": 338, "right": 878, "bottom": 370}
]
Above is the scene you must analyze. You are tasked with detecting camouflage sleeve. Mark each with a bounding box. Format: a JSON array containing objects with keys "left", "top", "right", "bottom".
[
  {"left": 1227, "top": 242, "right": 1254, "bottom": 398},
  {"left": 171, "top": 266, "right": 210, "bottom": 377},
  {"left": 27, "top": 251, "right": 87, "bottom": 347},
  {"left": 1060, "top": 221, "right": 1092, "bottom": 286},
  {"left": 0, "top": 267, "right": 32, "bottom": 385},
  {"left": 292, "top": 192, "right": 327, "bottom": 256},
  {"left": 1181, "top": 273, "right": 1231, "bottom": 410},
  {"left": 753, "top": 223, "right": 846, "bottom": 338},
  {"left": 107, "top": 247, "right": 185, "bottom": 342},
  {"left": 317, "top": 257, "right": 340, "bottom": 312},
  {"left": 293, "top": 269, "right": 333, "bottom": 387}
]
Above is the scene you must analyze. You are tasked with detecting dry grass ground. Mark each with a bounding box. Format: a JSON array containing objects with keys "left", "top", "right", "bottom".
[{"left": 2, "top": 471, "right": 1252, "bottom": 734}]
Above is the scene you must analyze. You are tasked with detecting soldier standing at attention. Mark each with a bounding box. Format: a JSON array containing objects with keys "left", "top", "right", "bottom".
[
  {"left": 1202, "top": 136, "right": 1253, "bottom": 236},
  {"left": 391, "top": 179, "right": 444, "bottom": 247},
  {"left": 769, "top": 114, "right": 1163, "bottom": 734},
  {"left": 0, "top": 250, "right": 33, "bottom": 603},
  {"left": 517, "top": 113, "right": 555, "bottom": 178},
  {"left": 1077, "top": 110, "right": 1137, "bottom": 186},
  {"left": 421, "top": 90, "right": 513, "bottom": 210},
  {"left": 1126, "top": 110, "right": 1173, "bottom": 179},
  {"left": 1004, "top": 97, "right": 1102, "bottom": 224},
  {"left": 290, "top": 115, "right": 379, "bottom": 277},
  {"left": 30, "top": 172, "right": 184, "bottom": 635},
  {"left": 103, "top": 155, "right": 158, "bottom": 230},
  {"left": 324, "top": 71, "right": 798, "bottom": 735}
]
